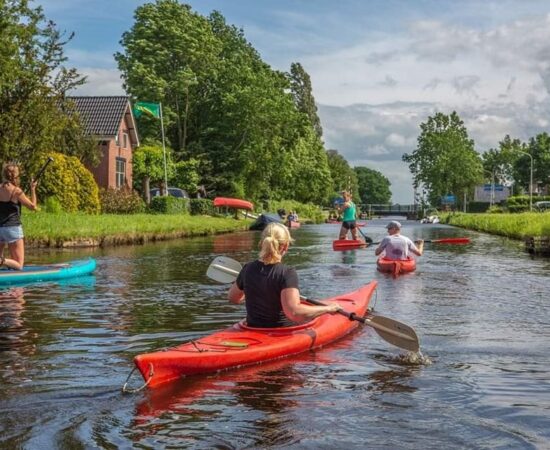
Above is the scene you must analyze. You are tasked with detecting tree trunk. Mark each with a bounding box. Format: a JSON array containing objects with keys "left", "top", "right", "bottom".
[{"left": 142, "top": 176, "right": 151, "bottom": 204}]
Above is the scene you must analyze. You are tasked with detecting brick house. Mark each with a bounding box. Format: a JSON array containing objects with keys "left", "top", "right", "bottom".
[{"left": 67, "top": 96, "right": 139, "bottom": 189}]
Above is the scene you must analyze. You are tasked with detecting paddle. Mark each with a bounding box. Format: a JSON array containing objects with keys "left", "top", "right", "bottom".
[
  {"left": 207, "top": 256, "right": 420, "bottom": 352},
  {"left": 368, "top": 237, "right": 471, "bottom": 246},
  {"left": 34, "top": 157, "right": 54, "bottom": 182},
  {"left": 357, "top": 225, "right": 374, "bottom": 244}
]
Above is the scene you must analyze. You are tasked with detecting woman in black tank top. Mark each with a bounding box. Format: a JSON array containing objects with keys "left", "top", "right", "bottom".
[
  {"left": 227, "top": 223, "right": 341, "bottom": 327},
  {"left": 0, "top": 163, "right": 38, "bottom": 270}
]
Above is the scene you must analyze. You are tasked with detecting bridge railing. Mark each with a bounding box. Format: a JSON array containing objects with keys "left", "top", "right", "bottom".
[{"left": 360, "top": 204, "right": 418, "bottom": 213}]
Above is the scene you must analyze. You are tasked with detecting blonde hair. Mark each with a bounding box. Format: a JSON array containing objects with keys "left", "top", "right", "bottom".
[
  {"left": 2, "top": 163, "right": 20, "bottom": 186},
  {"left": 259, "top": 223, "right": 293, "bottom": 264}
]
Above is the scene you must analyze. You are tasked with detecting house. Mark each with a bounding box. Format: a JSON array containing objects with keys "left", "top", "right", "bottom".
[{"left": 67, "top": 96, "right": 139, "bottom": 189}]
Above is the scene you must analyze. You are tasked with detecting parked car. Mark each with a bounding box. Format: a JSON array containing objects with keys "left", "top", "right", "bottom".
[
  {"left": 150, "top": 187, "right": 189, "bottom": 199},
  {"left": 534, "top": 201, "right": 550, "bottom": 211}
]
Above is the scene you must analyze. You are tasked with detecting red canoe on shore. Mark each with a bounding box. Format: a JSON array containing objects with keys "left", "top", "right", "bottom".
[
  {"left": 332, "top": 239, "right": 368, "bottom": 251},
  {"left": 376, "top": 256, "right": 416, "bottom": 276},
  {"left": 213, "top": 197, "right": 254, "bottom": 211},
  {"left": 133, "top": 281, "right": 378, "bottom": 389}
]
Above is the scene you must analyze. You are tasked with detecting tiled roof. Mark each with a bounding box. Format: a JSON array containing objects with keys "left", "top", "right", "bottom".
[{"left": 67, "top": 96, "right": 130, "bottom": 137}]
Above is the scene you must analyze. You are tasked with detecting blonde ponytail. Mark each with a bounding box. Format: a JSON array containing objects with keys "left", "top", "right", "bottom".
[
  {"left": 2, "top": 163, "right": 20, "bottom": 186},
  {"left": 259, "top": 223, "right": 293, "bottom": 264}
]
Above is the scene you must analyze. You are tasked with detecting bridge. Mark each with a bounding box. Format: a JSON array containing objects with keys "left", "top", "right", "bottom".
[{"left": 360, "top": 204, "right": 418, "bottom": 220}]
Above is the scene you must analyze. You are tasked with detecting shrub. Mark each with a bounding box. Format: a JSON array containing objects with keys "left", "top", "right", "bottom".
[
  {"left": 41, "top": 196, "right": 63, "bottom": 213},
  {"left": 149, "top": 196, "right": 189, "bottom": 214},
  {"left": 35, "top": 152, "right": 100, "bottom": 213},
  {"left": 189, "top": 198, "right": 214, "bottom": 215},
  {"left": 100, "top": 187, "right": 146, "bottom": 214}
]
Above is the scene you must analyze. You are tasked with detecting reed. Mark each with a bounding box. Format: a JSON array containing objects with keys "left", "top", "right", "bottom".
[{"left": 443, "top": 212, "right": 550, "bottom": 238}]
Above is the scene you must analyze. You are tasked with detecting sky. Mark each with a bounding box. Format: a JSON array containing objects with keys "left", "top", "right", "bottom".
[{"left": 39, "top": 0, "right": 550, "bottom": 203}]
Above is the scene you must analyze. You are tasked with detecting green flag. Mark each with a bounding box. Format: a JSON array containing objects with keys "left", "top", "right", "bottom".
[{"left": 133, "top": 101, "right": 160, "bottom": 119}]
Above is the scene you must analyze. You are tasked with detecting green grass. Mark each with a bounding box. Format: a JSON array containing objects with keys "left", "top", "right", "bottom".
[
  {"left": 22, "top": 212, "right": 252, "bottom": 247},
  {"left": 442, "top": 211, "right": 550, "bottom": 238}
]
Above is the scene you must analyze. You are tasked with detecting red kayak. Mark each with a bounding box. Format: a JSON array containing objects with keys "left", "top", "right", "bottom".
[
  {"left": 213, "top": 197, "right": 254, "bottom": 211},
  {"left": 133, "top": 281, "right": 378, "bottom": 389},
  {"left": 288, "top": 220, "right": 301, "bottom": 228},
  {"left": 332, "top": 239, "right": 367, "bottom": 251},
  {"left": 377, "top": 256, "right": 416, "bottom": 276}
]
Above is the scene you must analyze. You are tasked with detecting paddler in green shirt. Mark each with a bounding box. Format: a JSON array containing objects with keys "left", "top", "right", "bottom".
[{"left": 337, "top": 191, "right": 359, "bottom": 241}]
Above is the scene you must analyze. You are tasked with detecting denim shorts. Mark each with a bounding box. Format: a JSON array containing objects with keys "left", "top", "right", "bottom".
[{"left": 0, "top": 225, "right": 24, "bottom": 244}]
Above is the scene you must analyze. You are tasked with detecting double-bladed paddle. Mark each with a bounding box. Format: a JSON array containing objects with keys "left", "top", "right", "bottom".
[
  {"left": 207, "top": 256, "right": 420, "bottom": 352},
  {"left": 368, "top": 237, "right": 471, "bottom": 246}
]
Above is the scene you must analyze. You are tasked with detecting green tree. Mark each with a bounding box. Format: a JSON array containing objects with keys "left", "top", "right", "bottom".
[
  {"left": 115, "top": 0, "right": 220, "bottom": 155},
  {"left": 288, "top": 62, "right": 323, "bottom": 139},
  {"left": 515, "top": 133, "right": 550, "bottom": 194},
  {"left": 132, "top": 144, "right": 174, "bottom": 199},
  {"left": 0, "top": 0, "right": 95, "bottom": 168},
  {"left": 354, "top": 166, "right": 391, "bottom": 204},
  {"left": 482, "top": 135, "right": 525, "bottom": 186},
  {"left": 326, "top": 149, "right": 359, "bottom": 202},
  {"left": 403, "top": 111, "right": 483, "bottom": 207}
]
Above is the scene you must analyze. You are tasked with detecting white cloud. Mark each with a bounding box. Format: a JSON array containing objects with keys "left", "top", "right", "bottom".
[{"left": 71, "top": 68, "right": 125, "bottom": 96}]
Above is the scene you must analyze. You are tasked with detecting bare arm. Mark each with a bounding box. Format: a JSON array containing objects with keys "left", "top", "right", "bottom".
[
  {"left": 228, "top": 282, "right": 245, "bottom": 304},
  {"left": 281, "top": 288, "right": 341, "bottom": 322},
  {"left": 411, "top": 240, "right": 424, "bottom": 256},
  {"left": 16, "top": 182, "right": 37, "bottom": 211}
]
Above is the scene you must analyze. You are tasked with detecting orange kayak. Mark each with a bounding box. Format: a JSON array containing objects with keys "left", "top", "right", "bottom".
[
  {"left": 332, "top": 239, "right": 367, "bottom": 251},
  {"left": 134, "top": 281, "right": 378, "bottom": 389},
  {"left": 213, "top": 197, "right": 253, "bottom": 210},
  {"left": 376, "top": 256, "right": 416, "bottom": 276}
]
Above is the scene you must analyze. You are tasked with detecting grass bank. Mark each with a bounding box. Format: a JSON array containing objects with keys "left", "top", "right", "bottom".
[
  {"left": 22, "top": 212, "right": 252, "bottom": 248},
  {"left": 442, "top": 211, "right": 550, "bottom": 239}
]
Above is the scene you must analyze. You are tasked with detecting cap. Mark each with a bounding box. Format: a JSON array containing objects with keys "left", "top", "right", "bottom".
[{"left": 386, "top": 220, "right": 402, "bottom": 229}]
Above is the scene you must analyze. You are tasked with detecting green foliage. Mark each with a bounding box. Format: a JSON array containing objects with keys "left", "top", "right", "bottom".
[
  {"left": 288, "top": 62, "right": 323, "bottom": 138},
  {"left": 36, "top": 153, "right": 100, "bottom": 213},
  {"left": 403, "top": 111, "right": 483, "bottom": 209},
  {"left": 100, "top": 187, "right": 146, "bottom": 214},
  {"left": 189, "top": 198, "right": 214, "bottom": 215},
  {"left": 0, "top": 1, "right": 95, "bottom": 169},
  {"left": 267, "top": 200, "right": 324, "bottom": 223},
  {"left": 354, "top": 166, "right": 391, "bottom": 204},
  {"left": 116, "top": 2, "right": 337, "bottom": 205},
  {"left": 468, "top": 201, "right": 490, "bottom": 213},
  {"left": 42, "top": 196, "right": 63, "bottom": 213},
  {"left": 327, "top": 150, "right": 359, "bottom": 203},
  {"left": 149, "top": 196, "right": 189, "bottom": 214},
  {"left": 172, "top": 158, "right": 200, "bottom": 193},
  {"left": 132, "top": 144, "right": 174, "bottom": 191}
]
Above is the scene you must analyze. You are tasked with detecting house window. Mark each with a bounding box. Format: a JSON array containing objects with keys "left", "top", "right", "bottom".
[
  {"left": 123, "top": 132, "right": 128, "bottom": 148},
  {"left": 116, "top": 157, "right": 126, "bottom": 187},
  {"left": 115, "top": 133, "right": 119, "bottom": 146}
]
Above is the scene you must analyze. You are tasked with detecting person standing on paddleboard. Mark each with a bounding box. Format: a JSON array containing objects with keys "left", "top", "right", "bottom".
[
  {"left": 375, "top": 220, "right": 424, "bottom": 260},
  {"left": 337, "top": 191, "right": 359, "bottom": 241},
  {"left": 0, "top": 163, "right": 38, "bottom": 270},
  {"left": 228, "top": 222, "right": 341, "bottom": 327}
]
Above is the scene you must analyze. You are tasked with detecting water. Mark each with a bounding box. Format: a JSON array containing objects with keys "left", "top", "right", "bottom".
[{"left": 1, "top": 220, "right": 549, "bottom": 449}]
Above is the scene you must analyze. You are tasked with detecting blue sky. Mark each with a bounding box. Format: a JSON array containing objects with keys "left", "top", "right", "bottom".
[{"left": 40, "top": 0, "right": 550, "bottom": 203}]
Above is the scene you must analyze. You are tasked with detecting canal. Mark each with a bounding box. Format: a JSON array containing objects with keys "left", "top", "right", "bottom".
[{"left": 1, "top": 219, "right": 548, "bottom": 448}]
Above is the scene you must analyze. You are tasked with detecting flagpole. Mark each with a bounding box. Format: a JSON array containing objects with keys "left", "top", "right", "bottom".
[{"left": 159, "top": 102, "right": 168, "bottom": 196}]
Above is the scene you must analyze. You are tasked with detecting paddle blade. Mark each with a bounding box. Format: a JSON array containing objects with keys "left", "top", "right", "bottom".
[
  {"left": 427, "top": 237, "right": 470, "bottom": 245},
  {"left": 365, "top": 315, "right": 420, "bottom": 352},
  {"left": 206, "top": 256, "right": 242, "bottom": 284}
]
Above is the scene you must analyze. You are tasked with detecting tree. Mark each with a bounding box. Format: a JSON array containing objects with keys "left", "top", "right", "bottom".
[
  {"left": 354, "top": 167, "right": 391, "bottom": 204},
  {"left": 132, "top": 144, "right": 174, "bottom": 201},
  {"left": 403, "top": 111, "right": 483, "bottom": 207},
  {"left": 288, "top": 62, "right": 323, "bottom": 139},
  {"left": 115, "top": 0, "right": 221, "bottom": 155},
  {"left": 326, "top": 150, "right": 359, "bottom": 203},
  {"left": 481, "top": 135, "right": 526, "bottom": 191},
  {"left": 515, "top": 133, "right": 550, "bottom": 194},
  {"left": 0, "top": 0, "right": 96, "bottom": 170}
]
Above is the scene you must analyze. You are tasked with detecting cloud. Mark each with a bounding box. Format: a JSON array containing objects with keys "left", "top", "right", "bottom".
[{"left": 71, "top": 68, "right": 125, "bottom": 96}]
